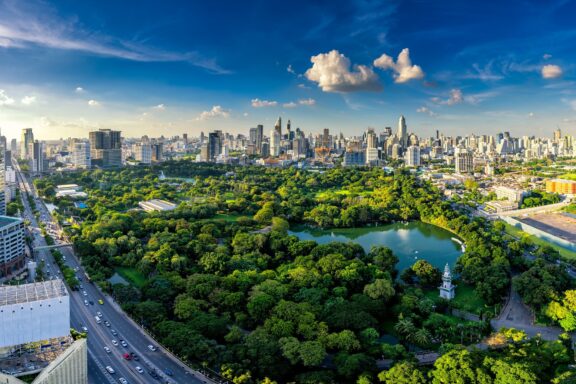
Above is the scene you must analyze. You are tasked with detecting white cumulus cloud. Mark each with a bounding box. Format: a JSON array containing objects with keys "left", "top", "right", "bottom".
[
  {"left": 153, "top": 104, "right": 166, "bottom": 111},
  {"left": 88, "top": 99, "right": 100, "bottom": 107},
  {"left": 542, "top": 64, "right": 562, "bottom": 79},
  {"left": 21, "top": 95, "right": 36, "bottom": 105},
  {"left": 75, "top": 86, "right": 85, "bottom": 93},
  {"left": 305, "top": 50, "right": 381, "bottom": 93},
  {"left": 373, "top": 48, "right": 424, "bottom": 83},
  {"left": 251, "top": 98, "right": 278, "bottom": 107},
  {"left": 195, "top": 105, "right": 230, "bottom": 121},
  {"left": 0, "top": 90, "right": 15, "bottom": 106}
]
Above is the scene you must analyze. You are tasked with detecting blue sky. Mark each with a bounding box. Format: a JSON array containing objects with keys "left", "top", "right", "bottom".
[{"left": 0, "top": 0, "right": 575, "bottom": 140}]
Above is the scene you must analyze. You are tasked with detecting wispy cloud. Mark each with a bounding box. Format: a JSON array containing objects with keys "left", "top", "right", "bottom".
[
  {"left": 75, "top": 87, "right": 85, "bottom": 93},
  {"left": 0, "top": 0, "right": 229, "bottom": 74},
  {"left": 416, "top": 106, "right": 437, "bottom": 117},
  {"left": 88, "top": 99, "right": 100, "bottom": 107},
  {"left": 251, "top": 98, "right": 278, "bottom": 107},
  {"left": 152, "top": 104, "right": 166, "bottom": 111},
  {"left": 0, "top": 90, "right": 15, "bottom": 106},
  {"left": 431, "top": 89, "right": 463, "bottom": 106}
]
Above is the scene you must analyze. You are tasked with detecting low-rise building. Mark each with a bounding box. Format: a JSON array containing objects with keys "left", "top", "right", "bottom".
[
  {"left": 138, "top": 199, "right": 177, "bottom": 212},
  {"left": 546, "top": 178, "right": 576, "bottom": 195},
  {"left": 494, "top": 185, "right": 527, "bottom": 203}
]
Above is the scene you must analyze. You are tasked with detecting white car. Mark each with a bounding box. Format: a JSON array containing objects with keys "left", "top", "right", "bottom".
[
  {"left": 83, "top": 300, "right": 88, "bottom": 306},
  {"left": 82, "top": 291, "right": 88, "bottom": 296},
  {"left": 135, "top": 366, "right": 144, "bottom": 374},
  {"left": 104, "top": 346, "right": 111, "bottom": 353},
  {"left": 147, "top": 344, "right": 157, "bottom": 351},
  {"left": 119, "top": 378, "right": 128, "bottom": 384},
  {"left": 105, "top": 366, "right": 115, "bottom": 374},
  {"left": 120, "top": 340, "right": 128, "bottom": 347},
  {"left": 97, "top": 312, "right": 103, "bottom": 317},
  {"left": 81, "top": 326, "right": 88, "bottom": 332},
  {"left": 111, "top": 339, "right": 118, "bottom": 346}
]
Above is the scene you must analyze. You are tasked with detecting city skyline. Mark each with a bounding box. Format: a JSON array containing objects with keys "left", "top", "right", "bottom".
[{"left": 1, "top": 0, "right": 576, "bottom": 139}]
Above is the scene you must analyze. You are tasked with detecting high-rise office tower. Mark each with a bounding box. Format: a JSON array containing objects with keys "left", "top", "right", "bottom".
[
  {"left": 10, "top": 139, "right": 17, "bottom": 155},
  {"left": 89, "top": 129, "right": 122, "bottom": 168},
  {"left": 20, "top": 128, "right": 34, "bottom": 160},
  {"left": 554, "top": 128, "right": 562, "bottom": 142},
  {"left": 182, "top": 133, "right": 188, "bottom": 145},
  {"left": 151, "top": 143, "right": 163, "bottom": 162},
  {"left": 208, "top": 131, "right": 222, "bottom": 161},
  {"left": 30, "top": 141, "right": 44, "bottom": 174},
  {"left": 133, "top": 143, "right": 152, "bottom": 164},
  {"left": 72, "top": 141, "right": 91, "bottom": 169},
  {"left": 397, "top": 115, "right": 408, "bottom": 149},
  {"left": 455, "top": 145, "right": 473, "bottom": 174},
  {"left": 405, "top": 145, "right": 421, "bottom": 167},
  {"left": 286, "top": 120, "right": 292, "bottom": 140},
  {"left": 274, "top": 117, "right": 282, "bottom": 136},
  {"left": 270, "top": 130, "right": 280, "bottom": 157},
  {"left": 322, "top": 128, "right": 330, "bottom": 148},
  {"left": 366, "top": 129, "right": 377, "bottom": 149}
]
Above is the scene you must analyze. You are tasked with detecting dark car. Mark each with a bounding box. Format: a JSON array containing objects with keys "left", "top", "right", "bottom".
[
  {"left": 148, "top": 370, "right": 160, "bottom": 380},
  {"left": 163, "top": 368, "right": 173, "bottom": 376},
  {"left": 89, "top": 301, "right": 94, "bottom": 305}
]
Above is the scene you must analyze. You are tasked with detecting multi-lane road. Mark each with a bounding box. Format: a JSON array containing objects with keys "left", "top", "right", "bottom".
[{"left": 15, "top": 165, "right": 210, "bottom": 384}]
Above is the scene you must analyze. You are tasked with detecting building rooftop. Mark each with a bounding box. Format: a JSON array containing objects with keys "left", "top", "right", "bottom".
[
  {"left": 0, "top": 280, "right": 67, "bottom": 306},
  {"left": 138, "top": 199, "right": 177, "bottom": 211},
  {"left": 0, "top": 216, "right": 23, "bottom": 227}
]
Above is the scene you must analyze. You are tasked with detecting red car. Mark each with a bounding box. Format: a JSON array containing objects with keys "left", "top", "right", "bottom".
[{"left": 123, "top": 353, "right": 132, "bottom": 360}]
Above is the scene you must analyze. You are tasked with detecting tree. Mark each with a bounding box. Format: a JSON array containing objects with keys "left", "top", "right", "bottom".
[
  {"left": 430, "top": 349, "right": 491, "bottom": 384},
  {"left": 411, "top": 260, "right": 442, "bottom": 287},
  {"left": 378, "top": 361, "right": 427, "bottom": 384},
  {"left": 363, "top": 278, "right": 395, "bottom": 301}
]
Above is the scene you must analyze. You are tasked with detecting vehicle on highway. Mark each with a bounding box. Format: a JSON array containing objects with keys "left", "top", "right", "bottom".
[
  {"left": 135, "top": 366, "right": 144, "bottom": 374},
  {"left": 83, "top": 300, "right": 88, "bottom": 306},
  {"left": 82, "top": 291, "right": 87, "bottom": 296},
  {"left": 89, "top": 300, "right": 94, "bottom": 305},
  {"left": 120, "top": 340, "right": 128, "bottom": 348},
  {"left": 104, "top": 320, "right": 111, "bottom": 327},
  {"left": 130, "top": 352, "right": 139, "bottom": 361},
  {"left": 98, "top": 299, "right": 104, "bottom": 305},
  {"left": 94, "top": 316, "right": 101, "bottom": 324},
  {"left": 119, "top": 378, "right": 128, "bottom": 384},
  {"left": 105, "top": 366, "right": 115, "bottom": 374},
  {"left": 149, "top": 369, "right": 160, "bottom": 379},
  {"left": 148, "top": 344, "right": 157, "bottom": 351},
  {"left": 164, "top": 368, "right": 173, "bottom": 376},
  {"left": 81, "top": 326, "right": 88, "bottom": 332},
  {"left": 123, "top": 353, "right": 132, "bottom": 360},
  {"left": 111, "top": 329, "right": 118, "bottom": 336},
  {"left": 104, "top": 347, "right": 111, "bottom": 354},
  {"left": 97, "top": 311, "right": 102, "bottom": 317},
  {"left": 111, "top": 339, "right": 118, "bottom": 346}
]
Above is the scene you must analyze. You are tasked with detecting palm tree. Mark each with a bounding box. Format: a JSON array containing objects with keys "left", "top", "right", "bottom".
[
  {"left": 394, "top": 318, "right": 416, "bottom": 339},
  {"left": 413, "top": 328, "right": 432, "bottom": 347}
]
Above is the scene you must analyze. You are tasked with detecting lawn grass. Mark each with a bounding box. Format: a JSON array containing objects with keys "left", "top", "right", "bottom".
[
  {"left": 115, "top": 267, "right": 146, "bottom": 288},
  {"left": 501, "top": 221, "right": 576, "bottom": 260},
  {"left": 424, "top": 283, "right": 488, "bottom": 316},
  {"left": 213, "top": 213, "right": 249, "bottom": 222}
]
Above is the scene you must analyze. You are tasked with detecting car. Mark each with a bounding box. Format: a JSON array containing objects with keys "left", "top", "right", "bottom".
[
  {"left": 104, "top": 347, "right": 111, "bottom": 354},
  {"left": 83, "top": 300, "right": 88, "bottom": 306},
  {"left": 111, "top": 340, "right": 118, "bottom": 346},
  {"left": 123, "top": 353, "right": 131, "bottom": 360},
  {"left": 96, "top": 312, "right": 102, "bottom": 317},
  {"left": 119, "top": 379, "right": 128, "bottom": 384},
  {"left": 82, "top": 291, "right": 87, "bottom": 296},
  {"left": 135, "top": 366, "right": 144, "bottom": 374},
  {"left": 104, "top": 321, "right": 111, "bottom": 327},
  {"left": 105, "top": 366, "right": 115, "bottom": 374},
  {"left": 147, "top": 344, "right": 157, "bottom": 352},
  {"left": 81, "top": 326, "right": 88, "bottom": 332},
  {"left": 98, "top": 299, "right": 104, "bottom": 305},
  {"left": 130, "top": 352, "right": 139, "bottom": 361},
  {"left": 89, "top": 301, "right": 94, "bottom": 305},
  {"left": 120, "top": 340, "right": 128, "bottom": 348},
  {"left": 79, "top": 285, "right": 84, "bottom": 290},
  {"left": 148, "top": 370, "right": 160, "bottom": 379},
  {"left": 164, "top": 368, "right": 173, "bottom": 376},
  {"left": 111, "top": 329, "right": 118, "bottom": 336}
]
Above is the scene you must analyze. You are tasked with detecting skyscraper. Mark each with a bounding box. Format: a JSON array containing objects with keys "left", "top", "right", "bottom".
[
  {"left": 397, "top": 115, "right": 408, "bottom": 149},
  {"left": 455, "top": 145, "right": 473, "bottom": 174},
  {"left": 208, "top": 131, "right": 222, "bottom": 161},
  {"left": 89, "top": 129, "right": 122, "bottom": 167},
  {"left": 72, "top": 141, "right": 91, "bottom": 169},
  {"left": 20, "top": 128, "right": 34, "bottom": 160},
  {"left": 270, "top": 129, "right": 280, "bottom": 157},
  {"left": 30, "top": 141, "right": 44, "bottom": 174},
  {"left": 274, "top": 116, "right": 282, "bottom": 136},
  {"left": 405, "top": 145, "right": 421, "bottom": 167}
]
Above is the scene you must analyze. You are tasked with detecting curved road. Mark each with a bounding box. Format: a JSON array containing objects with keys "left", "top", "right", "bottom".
[{"left": 16, "top": 165, "right": 211, "bottom": 384}]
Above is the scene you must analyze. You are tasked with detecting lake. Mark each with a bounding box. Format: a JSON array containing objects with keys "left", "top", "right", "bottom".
[{"left": 291, "top": 222, "right": 463, "bottom": 272}]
